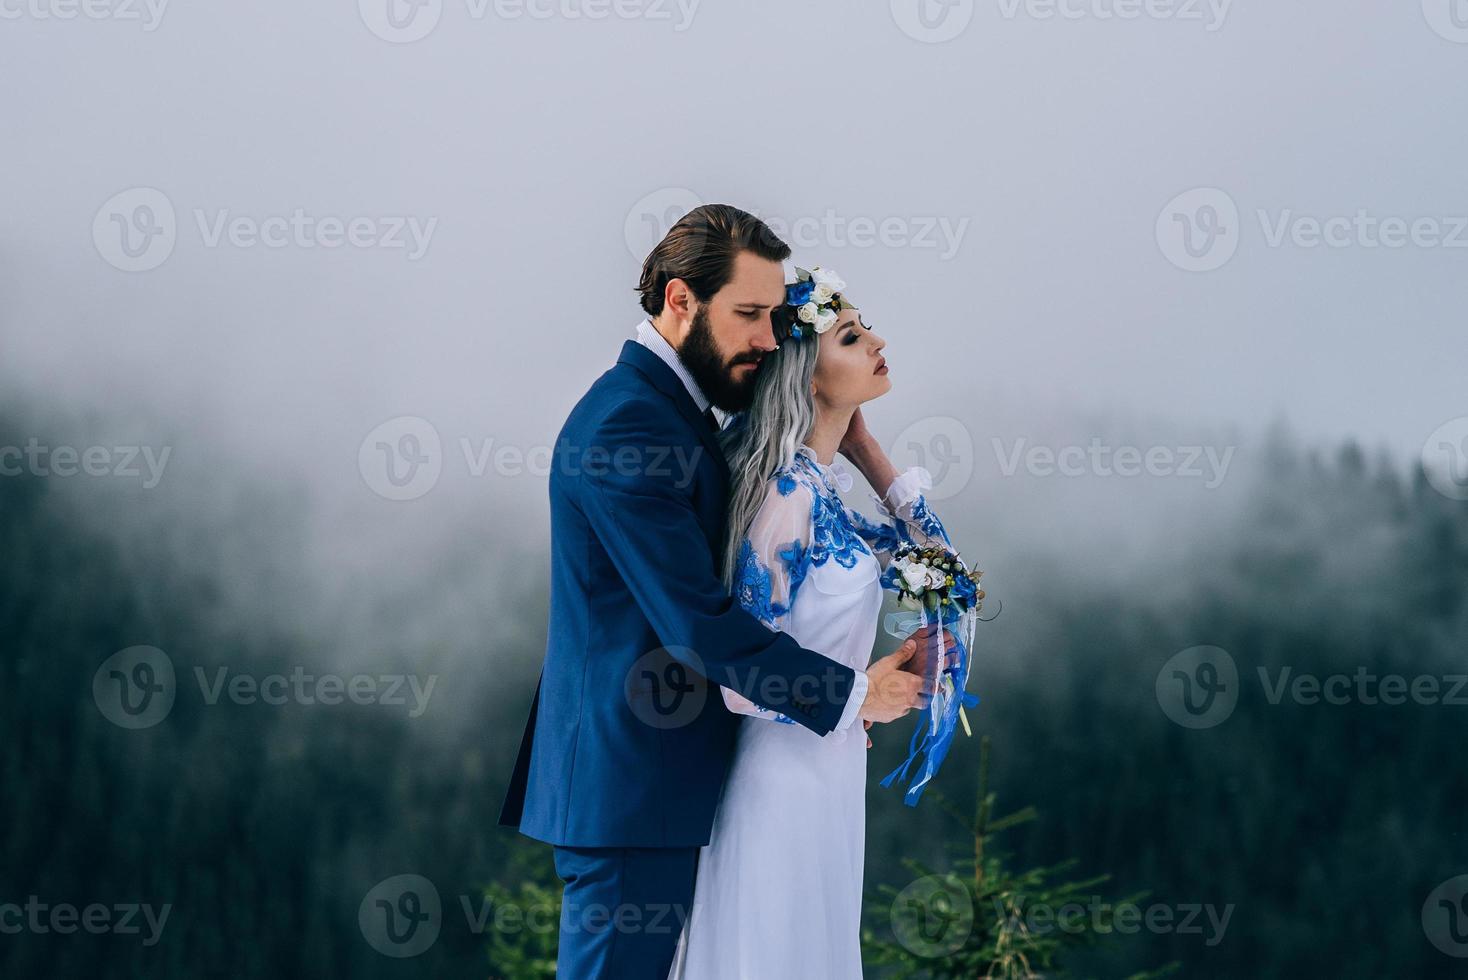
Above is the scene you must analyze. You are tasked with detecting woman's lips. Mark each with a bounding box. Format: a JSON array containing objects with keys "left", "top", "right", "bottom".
[{"left": 874, "top": 358, "right": 888, "bottom": 375}]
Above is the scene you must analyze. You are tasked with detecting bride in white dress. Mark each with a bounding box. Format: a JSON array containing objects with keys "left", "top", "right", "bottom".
[{"left": 670, "top": 270, "right": 959, "bottom": 979}]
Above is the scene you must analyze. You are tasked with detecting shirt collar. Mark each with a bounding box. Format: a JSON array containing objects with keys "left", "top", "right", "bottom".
[{"left": 635, "top": 318, "right": 711, "bottom": 414}]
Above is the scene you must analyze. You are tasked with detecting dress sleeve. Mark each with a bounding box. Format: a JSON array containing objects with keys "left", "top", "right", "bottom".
[
  {"left": 843, "top": 465, "right": 955, "bottom": 564},
  {"left": 721, "top": 474, "right": 815, "bottom": 724}
]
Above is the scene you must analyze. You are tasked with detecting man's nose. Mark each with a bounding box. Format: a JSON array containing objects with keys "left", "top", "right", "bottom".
[{"left": 749, "top": 316, "right": 778, "bottom": 352}]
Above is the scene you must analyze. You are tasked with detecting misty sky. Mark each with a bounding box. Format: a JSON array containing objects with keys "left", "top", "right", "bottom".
[{"left": 3, "top": 0, "right": 1465, "bottom": 558}]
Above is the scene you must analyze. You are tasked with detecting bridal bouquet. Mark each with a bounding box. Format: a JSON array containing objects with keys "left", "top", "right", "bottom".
[{"left": 879, "top": 545, "right": 985, "bottom": 807}]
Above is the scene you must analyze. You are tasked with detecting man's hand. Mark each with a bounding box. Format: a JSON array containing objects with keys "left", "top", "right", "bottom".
[{"left": 858, "top": 639, "right": 932, "bottom": 724}]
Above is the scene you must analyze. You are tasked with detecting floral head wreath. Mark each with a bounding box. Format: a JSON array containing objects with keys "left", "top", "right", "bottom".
[{"left": 772, "top": 266, "right": 856, "bottom": 344}]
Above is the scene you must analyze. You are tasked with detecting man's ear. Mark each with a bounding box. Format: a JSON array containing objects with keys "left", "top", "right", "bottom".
[{"left": 664, "top": 278, "right": 694, "bottom": 328}]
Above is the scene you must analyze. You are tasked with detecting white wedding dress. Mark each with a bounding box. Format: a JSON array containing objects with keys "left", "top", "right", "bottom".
[{"left": 669, "top": 445, "right": 951, "bottom": 980}]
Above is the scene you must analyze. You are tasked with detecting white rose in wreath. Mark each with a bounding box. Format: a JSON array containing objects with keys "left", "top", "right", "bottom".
[{"left": 811, "top": 267, "right": 846, "bottom": 293}]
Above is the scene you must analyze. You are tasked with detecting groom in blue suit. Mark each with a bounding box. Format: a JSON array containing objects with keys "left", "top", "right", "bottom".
[{"left": 499, "top": 205, "right": 929, "bottom": 977}]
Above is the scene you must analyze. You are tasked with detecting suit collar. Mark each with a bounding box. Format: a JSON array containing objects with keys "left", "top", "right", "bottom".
[{"left": 616, "top": 340, "right": 727, "bottom": 479}]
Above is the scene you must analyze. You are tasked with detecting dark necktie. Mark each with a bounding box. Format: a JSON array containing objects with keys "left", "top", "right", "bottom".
[{"left": 702, "top": 407, "right": 719, "bottom": 432}]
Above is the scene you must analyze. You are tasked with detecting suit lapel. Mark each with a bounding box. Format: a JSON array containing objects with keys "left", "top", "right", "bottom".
[{"left": 615, "top": 340, "right": 729, "bottom": 481}]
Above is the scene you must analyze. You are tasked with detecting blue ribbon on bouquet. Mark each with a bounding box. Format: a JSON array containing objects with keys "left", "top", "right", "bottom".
[{"left": 878, "top": 607, "right": 979, "bottom": 807}]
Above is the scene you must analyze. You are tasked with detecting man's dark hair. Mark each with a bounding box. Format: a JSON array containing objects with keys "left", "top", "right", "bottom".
[{"left": 636, "top": 204, "right": 791, "bottom": 317}]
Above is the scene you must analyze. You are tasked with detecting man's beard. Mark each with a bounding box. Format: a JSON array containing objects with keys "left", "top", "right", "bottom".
[{"left": 676, "top": 305, "right": 765, "bottom": 413}]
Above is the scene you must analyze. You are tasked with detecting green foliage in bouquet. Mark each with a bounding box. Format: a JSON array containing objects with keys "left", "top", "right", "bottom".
[{"left": 862, "top": 737, "right": 1179, "bottom": 979}]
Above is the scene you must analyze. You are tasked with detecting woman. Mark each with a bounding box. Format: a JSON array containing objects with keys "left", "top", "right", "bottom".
[{"left": 669, "top": 267, "right": 960, "bottom": 979}]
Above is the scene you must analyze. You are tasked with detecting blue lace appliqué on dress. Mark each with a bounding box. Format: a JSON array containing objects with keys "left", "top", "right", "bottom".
[
  {"left": 734, "top": 538, "right": 788, "bottom": 629},
  {"left": 779, "top": 451, "right": 871, "bottom": 573}
]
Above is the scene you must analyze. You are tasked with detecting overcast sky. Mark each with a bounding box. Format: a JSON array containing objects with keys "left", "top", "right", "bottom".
[{"left": 3, "top": 0, "right": 1465, "bottom": 566}]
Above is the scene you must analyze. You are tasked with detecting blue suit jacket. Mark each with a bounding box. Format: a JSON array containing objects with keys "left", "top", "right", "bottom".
[{"left": 499, "top": 339, "right": 860, "bottom": 848}]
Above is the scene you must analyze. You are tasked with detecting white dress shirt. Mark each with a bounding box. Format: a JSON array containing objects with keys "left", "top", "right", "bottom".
[{"left": 632, "top": 318, "right": 867, "bottom": 733}]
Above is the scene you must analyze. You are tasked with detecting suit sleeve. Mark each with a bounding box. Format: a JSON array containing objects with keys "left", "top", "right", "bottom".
[{"left": 577, "top": 398, "right": 859, "bottom": 736}]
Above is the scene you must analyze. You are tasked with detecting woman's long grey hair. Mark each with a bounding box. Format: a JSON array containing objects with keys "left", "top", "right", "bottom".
[{"left": 717, "top": 336, "right": 821, "bottom": 590}]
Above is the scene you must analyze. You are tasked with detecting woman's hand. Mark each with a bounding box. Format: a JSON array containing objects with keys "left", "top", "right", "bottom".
[
  {"left": 839, "top": 407, "right": 899, "bottom": 500},
  {"left": 838, "top": 406, "right": 879, "bottom": 459}
]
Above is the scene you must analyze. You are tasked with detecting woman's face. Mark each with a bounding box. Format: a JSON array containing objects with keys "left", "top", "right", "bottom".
[{"left": 812, "top": 308, "right": 890, "bottom": 410}]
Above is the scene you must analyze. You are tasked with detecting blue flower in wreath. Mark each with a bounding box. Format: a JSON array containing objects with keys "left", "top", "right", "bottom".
[{"left": 786, "top": 279, "right": 815, "bottom": 306}]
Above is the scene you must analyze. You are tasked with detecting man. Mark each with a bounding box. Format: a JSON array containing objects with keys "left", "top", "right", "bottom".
[{"left": 499, "top": 204, "right": 930, "bottom": 978}]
